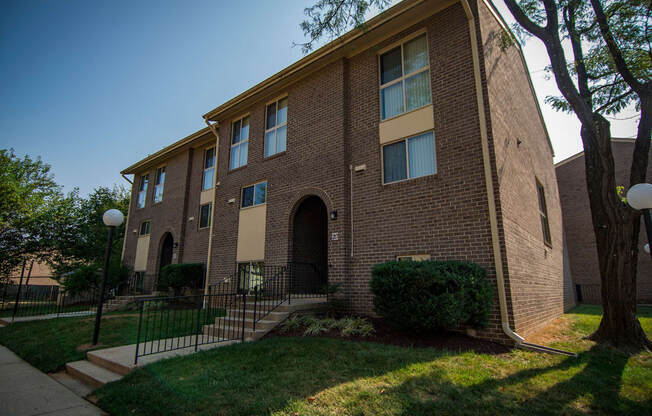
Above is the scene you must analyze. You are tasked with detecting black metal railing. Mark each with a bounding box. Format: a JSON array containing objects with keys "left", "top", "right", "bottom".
[
  {"left": 133, "top": 289, "right": 242, "bottom": 364},
  {"left": 249, "top": 265, "right": 289, "bottom": 331},
  {"left": 0, "top": 283, "right": 101, "bottom": 320}
]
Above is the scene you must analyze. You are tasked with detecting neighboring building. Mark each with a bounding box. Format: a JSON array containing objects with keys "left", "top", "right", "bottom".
[
  {"left": 557, "top": 138, "right": 652, "bottom": 305},
  {"left": 121, "top": 0, "right": 563, "bottom": 343},
  {"left": 9, "top": 261, "right": 58, "bottom": 286}
]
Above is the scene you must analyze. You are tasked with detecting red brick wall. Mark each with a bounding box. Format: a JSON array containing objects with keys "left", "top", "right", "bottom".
[
  {"left": 477, "top": 1, "right": 564, "bottom": 336},
  {"left": 556, "top": 140, "right": 652, "bottom": 304}
]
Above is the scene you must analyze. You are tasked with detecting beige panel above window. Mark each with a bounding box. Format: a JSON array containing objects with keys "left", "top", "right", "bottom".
[
  {"left": 134, "top": 235, "right": 151, "bottom": 271},
  {"left": 379, "top": 104, "right": 434, "bottom": 145},
  {"left": 236, "top": 204, "right": 266, "bottom": 262},
  {"left": 200, "top": 189, "right": 213, "bottom": 205}
]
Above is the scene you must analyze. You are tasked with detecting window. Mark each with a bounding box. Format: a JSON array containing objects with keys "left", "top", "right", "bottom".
[
  {"left": 153, "top": 167, "right": 165, "bottom": 203},
  {"left": 137, "top": 175, "right": 149, "bottom": 208},
  {"left": 203, "top": 147, "right": 216, "bottom": 190},
  {"left": 230, "top": 116, "right": 249, "bottom": 170},
  {"left": 238, "top": 262, "right": 264, "bottom": 292},
  {"left": 379, "top": 33, "right": 431, "bottom": 120},
  {"left": 199, "top": 203, "right": 212, "bottom": 229},
  {"left": 265, "top": 97, "right": 288, "bottom": 157},
  {"left": 139, "top": 220, "right": 151, "bottom": 236},
  {"left": 536, "top": 180, "right": 552, "bottom": 246},
  {"left": 383, "top": 131, "right": 436, "bottom": 183},
  {"left": 241, "top": 181, "right": 267, "bottom": 208}
]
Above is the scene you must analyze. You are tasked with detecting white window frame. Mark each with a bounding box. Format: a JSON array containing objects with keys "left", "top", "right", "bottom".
[
  {"left": 202, "top": 147, "right": 216, "bottom": 191},
  {"left": 137, "top": 174, "right": 149, "bottom": 208},
  {"left": 378, "top": 31, "right": 431, "bottom": 121},
  {"left": 241, "top": 180, "right": 267, "bottom": 209},
  {"left": 381, "top": 130, "right": 436, "bottom": 185},
  {"left": 264, "top": 96, "right": 288, "bottom": 157},
  {"left": 199, "top": 202, "right": 212, "bottom": 229},
  {"left": 230, "top": 115, "right": 249, "bottom": 170},
  {"left": 139, "top": 220, "right": 151, "bottom": 236},
  {"left": 153, "top": 166, "right": 165, "bottom": 203}
]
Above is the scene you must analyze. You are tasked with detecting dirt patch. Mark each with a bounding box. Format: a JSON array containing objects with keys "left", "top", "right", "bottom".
[
  {"left": 76, "top": 343, "right": 101, "bottom": 352},
  {"left": 526, "top": 316, "right": 573, "bottom": 345},
  {"left": 265, "top": 318, "right": 510, "bottom": 355}
]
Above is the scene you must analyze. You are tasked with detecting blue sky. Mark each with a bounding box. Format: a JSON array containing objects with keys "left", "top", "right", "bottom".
[{"left": 0, "top": 0, "right": 639, "bottom": 196}]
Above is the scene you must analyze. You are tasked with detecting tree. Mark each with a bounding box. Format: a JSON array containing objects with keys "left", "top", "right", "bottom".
[
  {"left": 299, "top": 0, "right": 651, "bottom": 350},
  {"left": 0, "top": 148, "right": 61, "bottom": 277}
]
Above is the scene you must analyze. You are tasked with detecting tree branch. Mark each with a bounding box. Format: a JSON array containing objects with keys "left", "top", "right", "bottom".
[
  {"left": 564, "top": 1, "right": 592, "bottom": 106},
  {"left": 589, "top": 0, "right": 645, "bottom": 94},
  {"left": 503, "top": 0, "right": 547, "bottom": 39}
]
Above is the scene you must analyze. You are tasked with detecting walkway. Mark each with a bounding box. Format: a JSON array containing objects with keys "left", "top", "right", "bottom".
[
  {"left": 0, "top": 346, "right": 103, "bottom": 416},
  {"left": 0, "top": 311, "right": 94, "bottom": 325}
]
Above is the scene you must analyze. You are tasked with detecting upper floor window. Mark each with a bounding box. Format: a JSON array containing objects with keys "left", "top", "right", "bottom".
[
  {"left": 241, "top": 181, "right": 267, "bottom": 208},
  {"left": 203, "top": 147, "right": 216, "bottom": 190},
  {"left": 199, "top": 203, "right": 212, "bottom": 229},
  {"left": 139, "top": 220, "right": 151, "bottom": 236},
  {"left": 137, "top": 175, "right": 149, "bottom": 208},
  {"left": 379, "top": 33, "right": 431, "bottom": 120},
  {"left": 153, "top": 167, "right": 165, "bottom": 203},
  {"left": 230, "top": 116, "right": 249, "bottom": 170},
  {"left": 383, "top": 131, "right": 436, "bottom": 184},
  {"left": 265, "top": 97, "right": 288, "bottom": 157},
  {"left": 536, "top": 180, "right": 552, "bottom": 246}
]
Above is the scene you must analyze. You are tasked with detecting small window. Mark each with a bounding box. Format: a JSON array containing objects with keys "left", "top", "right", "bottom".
[
  {"left": 383, "top": 131, "right": 436, "bottom": 184},
  {"left": 137, "top": 175, "right": 149, "bottom": 208},
  {"left": 139, "top": 220, "right": 151, "bottom": 236},
  {"left": 241, "top": 181, "right": 267, "bottom": 208},
  {"left": 230, "top": 116, "right": 249, "bottom": 170},
  {"left": 265, "top": 97, "right": 288, "bottom": 157},
  {"left": 379, "top": 33, "right": 431, "bottom": 120},
  {"left": 153, "top": 167, "right": 165, "bottom": 203},
  {"left": 199, "top": 203, "right": 212, "bottom": 229},
  {"left": 536, "top": 180, "right": 552, "bottom": 246},
  {"left": 203, "top": 147, "right": 216, "bottom": 190}
]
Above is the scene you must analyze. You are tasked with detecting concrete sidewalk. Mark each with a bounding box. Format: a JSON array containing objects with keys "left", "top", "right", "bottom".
[{"left": 0, "top": 346, "right": 104, "bottom": 416}]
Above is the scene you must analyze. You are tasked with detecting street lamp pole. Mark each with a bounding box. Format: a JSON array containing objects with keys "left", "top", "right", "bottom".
[{"left": 92, "top": 209, "right": 124, "bottom": 345}]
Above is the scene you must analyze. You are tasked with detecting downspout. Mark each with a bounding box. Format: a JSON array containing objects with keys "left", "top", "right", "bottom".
[
  {"left": 461, "top": 0, "right": 574, "bottom": 356},
  {"left": 203, "top": 116, "right": 220, "bottom": 296},
  {"left": 120, "top": 174, "right": 134, "bottom": 262},
  {"left": 461, "top": 0, "right": 523, "bottom": 345},
  {"left": 349, "top": 164, "right": 354, "bottom": 258}
]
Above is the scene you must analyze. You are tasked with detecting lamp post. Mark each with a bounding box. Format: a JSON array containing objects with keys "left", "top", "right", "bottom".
[
  {"left": 92, "top": 209, "right": 124, "bottom": 345},
  {"left": 626, "top": 183, "right": 652, "bottom": 261}
]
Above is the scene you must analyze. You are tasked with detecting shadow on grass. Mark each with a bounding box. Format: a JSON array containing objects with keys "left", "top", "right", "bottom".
[{"left": 393, "top": 345, "right": 650, "bottom": 416}]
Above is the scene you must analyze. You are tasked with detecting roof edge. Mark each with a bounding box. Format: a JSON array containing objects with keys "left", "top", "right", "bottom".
[{"left": 121, "top": 126, "right": 213, "bottom": 175}]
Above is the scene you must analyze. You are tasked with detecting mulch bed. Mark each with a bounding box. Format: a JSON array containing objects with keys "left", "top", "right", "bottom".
[{"left": 265, "top": 317, "right": 510, "bottom": 355}]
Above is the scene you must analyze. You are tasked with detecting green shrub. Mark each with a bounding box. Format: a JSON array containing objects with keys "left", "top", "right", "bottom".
[
  {"left": 157, "top": 263, "right": 205, "bottom": 296},
  {"left": 62, "top": 262, "right": 131, "bottom": 296},
  {"left": 279, "top": 314, "right": 375, "bottom": 338},
  {"left": 370, "top": 260, "right": 493, "bottom": 332}
]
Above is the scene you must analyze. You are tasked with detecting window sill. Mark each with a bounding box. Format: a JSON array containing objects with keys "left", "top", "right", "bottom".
[
  {"left": 227, "top": 165, "right": 247, "bottom": 175},
  {"left": 263, "top": 151, "right": 286, "bottom": 162},
  {"left": 382, "top": 172, "right": 438, "bottom": 187},
  {"left": 380, "top": 103, "right": 432, "bottom": 124},
  {"left": 240, "top": 203, "right": 267, "bottom": 211}
]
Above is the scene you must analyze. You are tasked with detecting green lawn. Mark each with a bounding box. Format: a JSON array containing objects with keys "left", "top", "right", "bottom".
[
  {"left": 0, "top": 307, "right": 224, "bottom": 373},
  {"left": 90, "top": 305, "right": 652, "bottom": 416}
]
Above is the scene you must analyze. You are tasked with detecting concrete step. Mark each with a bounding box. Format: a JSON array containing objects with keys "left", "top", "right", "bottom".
[
  {"left": 50, "top": 371, "right": 94, "bottom": 398},
  {"left": 87, "top": 349, "right": 132, "bottom": 375},
  {"left": 224, "top": 309, "right": 289, "bottom": 320},
  {"left": 219, "top": 316, "right": 283, "bottom": 330},
  {"left": 202, "top": 324, "right": 267, "bottom": 341},
  {"left": 65, "top": 360, "right": 122, "bottom": 389}
]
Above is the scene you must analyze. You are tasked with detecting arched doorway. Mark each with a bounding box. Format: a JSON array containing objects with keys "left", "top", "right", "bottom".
[
  {"left": 291, "top": 196, "right": 328, "bottom": 294},
  {"left": 159, "top": 233, "right": 174, "bottom": 272}
]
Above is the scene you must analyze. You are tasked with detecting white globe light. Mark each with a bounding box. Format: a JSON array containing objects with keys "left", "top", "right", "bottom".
[
  {"left": 103, "top": 209, "right": 124, "bottom": 227},
  {"left": 645, "top": 244, "right": 650, "bottom": 255},
  {"left": 626, "top": 183, "right": 652, "bottom": 210}
]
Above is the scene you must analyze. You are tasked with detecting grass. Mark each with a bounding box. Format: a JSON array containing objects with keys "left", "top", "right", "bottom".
[
  {"left": 89, "top": 305, "right": 652, "bottom": 416},
  {"left": 0, "top": 307, "right": 224, "bottom": 373}
]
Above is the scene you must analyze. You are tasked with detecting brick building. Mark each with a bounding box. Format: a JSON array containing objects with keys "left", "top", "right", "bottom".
[
  {"left": 121, "top": 0, "right": 564, "bottom": 343},
  {"left": 556, "top": 138, "right": 652, "bottom": 305}
]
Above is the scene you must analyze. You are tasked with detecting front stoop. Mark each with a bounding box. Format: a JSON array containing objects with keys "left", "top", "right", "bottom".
[
  {"left": 65, "top": 298, "right": 329, "bottom": 389},
  {"left": 203, "top": 298, "right": 329, "bottom": 342}
]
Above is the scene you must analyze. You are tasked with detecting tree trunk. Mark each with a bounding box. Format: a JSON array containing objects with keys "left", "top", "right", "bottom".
[{"left": 582, "top": 114, "right": 651, "bottom": 352}]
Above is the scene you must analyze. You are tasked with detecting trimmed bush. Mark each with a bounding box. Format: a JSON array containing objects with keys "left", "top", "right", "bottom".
[
  {"left": 62, "top": 262, "right": 131, "bottom": 296},
  {"left": 157, "top": 263, "right": 205, "bottom": 296},
  {"left": 370, "top": 260, "right": 493, "bottom": 332}
]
